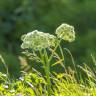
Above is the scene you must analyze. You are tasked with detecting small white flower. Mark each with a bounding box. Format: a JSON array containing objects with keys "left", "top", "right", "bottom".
[
  {"left": 19, "top": 77, "right": 24, "bottom": 81},
  {"left": 3, "top": 85, "right": 8, "bottom": 89},
  {"left": 55, "top": 23, "right": 75, "bottom": 42},
  {"left": 10, "top": 89, "right": 15, "bottom": 93}
]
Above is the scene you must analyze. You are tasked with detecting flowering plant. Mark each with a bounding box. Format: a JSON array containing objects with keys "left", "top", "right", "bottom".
[{"left": 21, "top": 23, "right": 75, "bottom": 96}]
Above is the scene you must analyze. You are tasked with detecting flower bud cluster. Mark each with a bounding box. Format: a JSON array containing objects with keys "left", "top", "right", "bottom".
[
  {"left": 55, "top": 23, "right": 75, "bottom": 42},
  {"left": 21, "top": 30, "right": 56, "bottom": 50}
]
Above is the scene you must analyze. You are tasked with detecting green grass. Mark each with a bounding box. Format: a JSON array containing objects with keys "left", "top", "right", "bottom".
[{"left": 0, "top": 63, "right": 96, "bottom": 96}]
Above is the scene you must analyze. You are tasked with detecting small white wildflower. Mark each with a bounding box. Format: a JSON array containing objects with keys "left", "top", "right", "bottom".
[
  {"left": 19, "top": 77, "right": 24, "bottom": 81},
  {"left": 55, "top": 23, "right": 75, "bottom": 42},
  {"left": 3, "top": 85, "right": 8, "bottom": 89},
  {"left": 21, "top": 30, "right": 56, "bottom": 50},
  {"left": 10, "top": 89, "right": 15, "bottom": 93}
]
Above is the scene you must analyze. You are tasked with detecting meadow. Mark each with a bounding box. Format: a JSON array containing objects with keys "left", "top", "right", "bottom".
[{"left": 0, "top": 23, "right": 96, "bottom": 96}]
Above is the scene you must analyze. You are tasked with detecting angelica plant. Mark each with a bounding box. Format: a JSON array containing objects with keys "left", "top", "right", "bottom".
[{"left": 21, "top": 23, "right": 75, "bottom": 96}]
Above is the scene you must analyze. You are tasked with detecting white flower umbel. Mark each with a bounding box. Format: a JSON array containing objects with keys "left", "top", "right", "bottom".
[
  {"left": 55, "top": 23, "right": 75, "bottom": 42},
  {"left": 21, "top": 30, "right": 56, "bottom": 50}
]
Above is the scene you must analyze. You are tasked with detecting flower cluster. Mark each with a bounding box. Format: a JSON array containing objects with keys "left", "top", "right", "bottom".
[
  {"left": 55, "top": 23, "right": 75, "bottom": 42},
  {"left": 21, "top": 23, "right": 76, "bottom": 51},
  {"left": 21, "top": 30, "right": 56, "bottom": 50}
]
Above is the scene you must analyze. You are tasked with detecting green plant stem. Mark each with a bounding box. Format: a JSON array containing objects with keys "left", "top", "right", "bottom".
[
  {"left": 39, "top": 50, "right": 51, "bottom": 96},
  {"left": 44, "top": 62, "right": 51, "bottom": 96},
  {"left": 48, "top": 39, "right": 62, "bottom": 63},
  {"left": 44, "top": 49, "right": 51, "bottom": 96}
]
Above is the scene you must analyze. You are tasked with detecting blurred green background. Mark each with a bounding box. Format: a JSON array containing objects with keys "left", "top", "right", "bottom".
[{"left": 0, "top": 0, "right": 96, "bottom": 77}]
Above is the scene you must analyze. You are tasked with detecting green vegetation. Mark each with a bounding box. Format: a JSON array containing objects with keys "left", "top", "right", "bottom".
[
  {"left": 0, "top": 23, "right": 96, "bottom": 96},
  {"left": 0, "top": 0, "right": 96, "bottom": 95},
  {"left": 1, "top": 67, "right": 96, "bottom": 96},
  {"left": 0, "top": 0, "right": 96, "bottom": 76}
]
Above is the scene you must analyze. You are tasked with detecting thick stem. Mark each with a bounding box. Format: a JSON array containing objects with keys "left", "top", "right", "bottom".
[
  {"left": 44, "top": 49, "right": 51, "bottom": 96},
  {"left": 46, "top": 62, "right": 51, "bottom": 96},
  {"left": 39, "top": 50, "right": 51, "bottom": 96}
]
